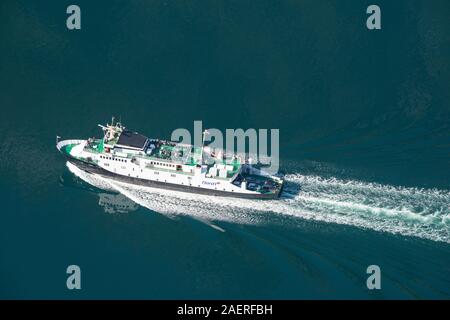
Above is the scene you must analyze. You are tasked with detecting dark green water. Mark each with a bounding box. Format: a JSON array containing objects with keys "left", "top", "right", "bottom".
[{"left": 1, "top": 0, "right": 449, "bottom": 299}]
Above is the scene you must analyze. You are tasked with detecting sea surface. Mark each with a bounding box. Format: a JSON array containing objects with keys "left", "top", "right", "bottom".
[{"left": 1, "top": 0, "right": 449, "bottom": 299}]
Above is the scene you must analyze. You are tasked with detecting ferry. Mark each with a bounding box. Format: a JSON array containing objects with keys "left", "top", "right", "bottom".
[{"left": 57, "top": 118, "right": 283, "bottom": 199}]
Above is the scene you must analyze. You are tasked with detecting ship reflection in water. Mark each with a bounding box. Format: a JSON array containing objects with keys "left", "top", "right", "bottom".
[
  {"left": 59, "top": 167, "right": 139, "bottom": 215},
  {"left": 98, "top": 193, "right": 139, "bottom": 214}
]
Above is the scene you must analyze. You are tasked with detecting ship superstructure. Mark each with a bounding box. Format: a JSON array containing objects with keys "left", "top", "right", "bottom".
[{"left": 57, "top": 118, "right": 283, "bottom": 199}]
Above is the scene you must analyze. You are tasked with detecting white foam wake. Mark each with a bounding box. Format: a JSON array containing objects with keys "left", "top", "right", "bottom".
[{"left": 66, "top": 162, "right": 450, "bottom": 243}]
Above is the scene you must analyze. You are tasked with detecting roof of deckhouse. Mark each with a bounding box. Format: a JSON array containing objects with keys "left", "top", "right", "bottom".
[{"left": 116, "top": 130, "right": 148, "bottom": 150}]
